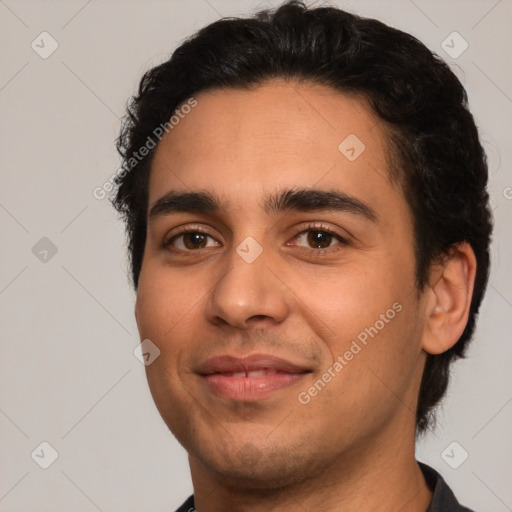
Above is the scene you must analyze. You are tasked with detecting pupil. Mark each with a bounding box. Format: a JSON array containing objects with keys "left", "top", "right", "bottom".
[
  {"left": 184, "top": 233, "right": 206, "bottom": 249},
  {"left": 308, "top": 230, "right": 331, "bottom": 248}
]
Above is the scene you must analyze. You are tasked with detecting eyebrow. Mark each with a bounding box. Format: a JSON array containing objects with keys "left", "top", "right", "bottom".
[
  {"left": 148, "top": 188, "right": 377, "bottom": 222},
  {"left": 265, "top": 188, "right": 377, "bottom": 221},
  {"left": 149, "top": 190, "right": 219, "bottom": 219}
]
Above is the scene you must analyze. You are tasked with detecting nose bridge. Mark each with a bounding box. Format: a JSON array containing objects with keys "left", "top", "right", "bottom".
[{"left": 206, "top": 237, "right": 289, "bottom": 328}]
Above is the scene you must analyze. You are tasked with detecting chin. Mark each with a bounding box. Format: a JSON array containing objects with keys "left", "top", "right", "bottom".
[{"left": 189, "top": 434, "right": 325, "bottom": 492}]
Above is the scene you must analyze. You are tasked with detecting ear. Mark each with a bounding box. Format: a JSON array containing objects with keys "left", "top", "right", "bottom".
[
  {"left": 421, "top": 242, "right": 477, "bottom": 355},
  {"left": 134, "top": 298, "right": 141, "bottom": 330}
]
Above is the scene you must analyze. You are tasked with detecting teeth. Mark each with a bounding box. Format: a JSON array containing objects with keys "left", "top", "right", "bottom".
[
  {"left": 247, "top": 369, "right": 277, "bottom": 377},
  {"left": 223, "top": 369, "right": 279, "bottom": 378}
]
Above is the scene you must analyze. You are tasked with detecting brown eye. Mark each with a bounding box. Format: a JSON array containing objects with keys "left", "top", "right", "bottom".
[
  {"left": 182, "top": 232, "right": 208, "bottom": 249},
  {"left": 294, "top": 229, "right": 344, "bottom": 250},
  {"left": 165, "top": 231, "right": 219, "bottom": 251},
  {"left": 306, "top": 230, "right": 334, "bottom": 249}
]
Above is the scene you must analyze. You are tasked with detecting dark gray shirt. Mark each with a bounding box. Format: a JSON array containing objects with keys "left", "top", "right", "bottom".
[{"left": 174, "top": 462, "right": 475, "bottom": 511}]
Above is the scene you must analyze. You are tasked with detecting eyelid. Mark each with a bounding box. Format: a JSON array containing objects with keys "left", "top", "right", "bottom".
[
  {"left": 290, "top": 222, "right": 351, "bottom": 244},
  {"left": 162, "top": 223, "right": 221, "bottom": 248},
  {"left": 284, "top": 226, "right": 349, "bottom": 258}
]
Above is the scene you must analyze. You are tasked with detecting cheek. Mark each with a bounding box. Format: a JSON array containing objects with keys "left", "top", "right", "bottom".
[
  {"left": 289, "top": 251, "right": 421, "bottom": 405},
  {"left": 294, "top": 295, "right": 422, "bottom": 440},
  {"left": 134, "top": 262, "right": 213, "bottom": 389},
  {"left": 134, "top": 266, "right": 204, "bottom": 435},
  {"left": 289, "top": 256, "right": 413, "bottom": 351},
  {"left": 135, "top": 263, "right": 203, "bottom": 341}
]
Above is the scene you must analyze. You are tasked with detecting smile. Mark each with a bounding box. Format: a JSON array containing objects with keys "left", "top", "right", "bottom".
[{"left": 197, "top": 354, "right": 312, "bottom": 401}]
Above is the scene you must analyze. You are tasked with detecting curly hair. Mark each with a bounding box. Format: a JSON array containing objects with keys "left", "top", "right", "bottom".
[{"left": 112, "top": 0, "right": 492, "bottom": 435}]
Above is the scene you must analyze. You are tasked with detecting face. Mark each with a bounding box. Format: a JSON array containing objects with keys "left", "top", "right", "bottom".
[{"left": 135, "top": 80, "right": 429, "bottom": 489}]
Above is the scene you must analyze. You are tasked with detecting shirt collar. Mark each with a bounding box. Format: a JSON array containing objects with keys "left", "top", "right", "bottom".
[{"left": 419, "top": 462, "right": 475, "bottom": 512}]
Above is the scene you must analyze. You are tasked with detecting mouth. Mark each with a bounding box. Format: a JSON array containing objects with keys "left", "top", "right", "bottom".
[
  {"left": 197, "top": 354, "right": 312, "bottom": 401},
  {"left": 215, "top": 368, "right": 288, "bottom": 378}
]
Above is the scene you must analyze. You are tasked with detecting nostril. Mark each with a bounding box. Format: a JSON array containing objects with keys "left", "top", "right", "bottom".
[{"left": 248, "top": 315, "right": 271, "bottom": 322}]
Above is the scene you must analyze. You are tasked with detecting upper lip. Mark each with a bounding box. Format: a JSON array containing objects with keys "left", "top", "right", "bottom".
[{"left": 197, "top": 354, "right": 311, "bottom": 375}]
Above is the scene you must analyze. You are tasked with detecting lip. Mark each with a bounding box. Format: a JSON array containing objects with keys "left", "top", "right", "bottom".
[
  {"left": 197, "top": 354, "right": 310, "bottom": 375},
  {"left": 197, "top": 354, "right": 311, "bottom": 401}
]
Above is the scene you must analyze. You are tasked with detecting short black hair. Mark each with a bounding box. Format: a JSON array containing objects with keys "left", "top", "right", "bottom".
[{"left": 113, "top": 0, "right": 492, "bottom": 435}]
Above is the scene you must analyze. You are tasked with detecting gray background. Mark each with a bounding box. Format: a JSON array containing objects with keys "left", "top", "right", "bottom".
[{"left": 0, "top": 0, "right": 510, "bottom": 510}]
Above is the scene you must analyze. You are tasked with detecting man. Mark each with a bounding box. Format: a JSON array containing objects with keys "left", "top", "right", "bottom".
[{"left": 112, "top": 1, "right": 492, "bottom": 510}]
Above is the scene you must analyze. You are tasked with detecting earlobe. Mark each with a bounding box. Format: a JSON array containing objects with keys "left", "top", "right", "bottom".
[{"left": 421, "top": 242, "right": 477, "bottom": 355}]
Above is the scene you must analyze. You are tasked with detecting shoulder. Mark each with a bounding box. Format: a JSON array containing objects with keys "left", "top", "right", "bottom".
[
  {"left": 419, "top": 462, "right": 476, "bottom": 512},
  {"left": 173, "top": 495, "right": 195, "bottom": 512}
]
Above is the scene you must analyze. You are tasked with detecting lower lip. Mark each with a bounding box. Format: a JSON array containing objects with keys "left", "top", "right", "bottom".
[{"left": 201, "top": 372, "right": 307, "bottom": 401}]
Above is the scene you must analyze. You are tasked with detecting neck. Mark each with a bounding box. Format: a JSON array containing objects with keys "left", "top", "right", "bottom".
[{"left": 189, "top": 418, "right": 432, "bottom": 512}]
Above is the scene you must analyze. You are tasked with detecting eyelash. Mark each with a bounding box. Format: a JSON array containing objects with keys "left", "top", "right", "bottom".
[
  {"left": 288, "top": 223, "right": 349, "bottom": 255},
  {"left": 162, "top": 224, "right": 217, "bottom": 251},
  {"left": 162, "top": 223, "right": 350, "bottom": 255}
]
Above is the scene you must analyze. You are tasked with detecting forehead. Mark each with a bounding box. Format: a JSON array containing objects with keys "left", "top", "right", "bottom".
[{"left": 149, "top": 79, "right": 399, "bottom": 212}]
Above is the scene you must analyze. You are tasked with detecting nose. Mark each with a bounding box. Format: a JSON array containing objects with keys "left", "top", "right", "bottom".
[{"left": 205, "top": 244, "right": 290, "bottom": 329}]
